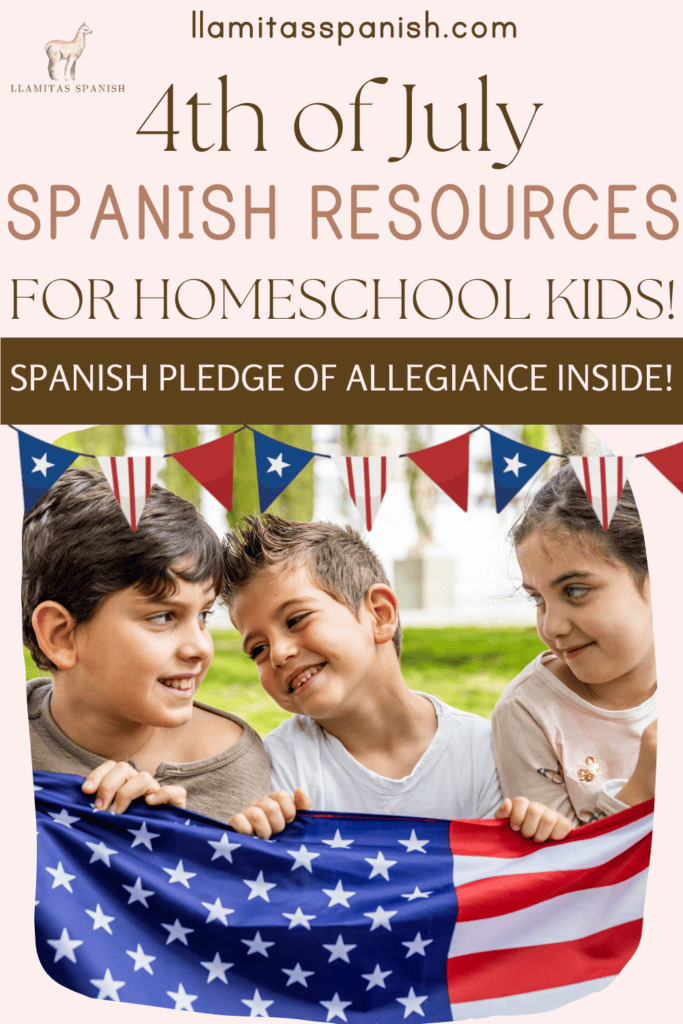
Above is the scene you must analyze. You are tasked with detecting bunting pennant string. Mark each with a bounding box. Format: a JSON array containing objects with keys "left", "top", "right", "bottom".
[
  {"left": 569, "top": 456, "right": 635, "bottom": 530},
  {"left": 10, "top": 425, "right": 683, "bottom": 530},
  {"left": 334, "top": 456, "right": 398, "bottom": 531},
  {"left": 16, "top": 429, "right": 85, "bottom": 513},
  {"left": 406, "top": 432, "right": 470, "bottom": 513},
  {"left": 252, "top": 430, "right": 317, "bottom": 513},
  {"left": 489, "top": 429, "right": 552, "bottom": 513},
  {"left": 98, "top": 456, "right": 166, "bottom": 530},
  {"left": 171, "top": 432, "right": 236, "bottom": 512},
  {"left": 643, "top": 440, "right": 683, "bottom": 494}
]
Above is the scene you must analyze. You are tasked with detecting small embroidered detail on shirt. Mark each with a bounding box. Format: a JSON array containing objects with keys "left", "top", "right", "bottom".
[
  {"left": 577, "top": 757, "right": 600, "bottom": 782},
  {"left": 537, "top": 762, "right": 564, "bottom": 785}
]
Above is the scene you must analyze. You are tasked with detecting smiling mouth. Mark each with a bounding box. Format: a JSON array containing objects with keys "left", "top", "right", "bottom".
[
  {"left": 561, "top": 643, "right": 595, "bottom": 659},
  {"left": 159, "top": 674, "right": 197, "bottom": 691},
  {"left": 288, "top": 664, "right": 326, "bottom": 693}
]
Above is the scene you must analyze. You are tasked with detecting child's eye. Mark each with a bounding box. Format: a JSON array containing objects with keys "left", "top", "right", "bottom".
[
  {"left": 566, "top": 585, "right": 590, "bottom": 600},
  {"left": 199, "top": 609, "right": 215, "bottom": 625},
  {"left": 148, "top": 612, "right": 173, "bottom": 625},
  {"left": 527, "top": 592, "right": 544, "bottom": 607},
  {"left": 286, "top": 613, "right": 309, "bottom": 628},
  {"left": 248, "top": 643, "right": 267, "bottom": 661}
]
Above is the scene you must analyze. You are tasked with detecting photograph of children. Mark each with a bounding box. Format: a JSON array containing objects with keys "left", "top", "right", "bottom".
[{"left": 15, "top": 421, "right": 668, "bottom": 1022}]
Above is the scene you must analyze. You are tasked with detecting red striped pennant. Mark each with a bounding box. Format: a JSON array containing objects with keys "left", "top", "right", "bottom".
[
  {"left": 569, "top": 455, "right": 635, "bottom": 530},
  {"left": 98, "top": 456, "right": 165, "bottom": 530},
  {"left": 334, "top": 455, "right": 398, "bottom": 531}
]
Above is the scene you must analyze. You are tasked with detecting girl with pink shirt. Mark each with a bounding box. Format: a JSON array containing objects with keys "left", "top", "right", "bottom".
[{"left": 492, "top": 464, "right": 657, "bottom": 827}]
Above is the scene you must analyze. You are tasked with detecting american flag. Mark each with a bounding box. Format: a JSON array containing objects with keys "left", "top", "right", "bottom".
[{"left": 34, "top": 772, "right": 651, "bottom": 1020}]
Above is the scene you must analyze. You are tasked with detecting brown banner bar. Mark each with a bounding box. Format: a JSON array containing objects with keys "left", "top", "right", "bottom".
[{"left": 2, "top": 336, "right": 681, "bottom": 424}]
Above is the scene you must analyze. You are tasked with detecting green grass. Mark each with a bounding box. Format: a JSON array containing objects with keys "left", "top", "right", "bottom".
[{"left": 24, "top": 625, "right": 545, "bottom": 735}]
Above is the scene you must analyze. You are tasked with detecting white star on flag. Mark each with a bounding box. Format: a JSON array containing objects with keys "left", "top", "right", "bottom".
[
  {"left": 365, "top": 850, "right": 397, "bottom": 880},
  {"left": 46, "top": 861, "right": 76, "bottom": 892},
  {"left": 126, "top": 944, "right": 156, "bottom": 974},
  {"left": 86, "top": 840, "right": 118, "bottom": 866},
  {"left": 31, "top": 452, "right": 55, "bottom": 477},
  {"left": 322, "top": 829, "right": 354, "bottom": 849},
  {"left": 201, "top": 897, "right": 235, "bottom": 925},
  {"left": 241, "top": 932, "right": 275, "bottom": 957},
  {"left": 161, "top": 918, "right": 194, "bottom": 946},
  {"left": 398, "top": 830, "right": 429, "bottom": 853},
  {"left": 85, "top": 903, "right": 115, "bottom": 933},
  {"left": 47, "top": 927, "right": 83, "bottom": 963},
  {"left": 267, "top": 452, "right": 290, "bottom": 477},
  {"left": 90, "top": 968, "right": 125, "bottom": 1001},
  {"left": 322, "top": 879, "right": 356, "bottom": 908},
  {"left": 166, "top": 983, "right": 198, "bottom": 1011},
  {"left": 243, "top": 870, "right": 277, "bottom": 901},
  {"left": 241, "top": 988, "right": 274, "bottom": 1017},
  {"left": 201, "top": 952, "right": 233, "bottom": 984},
  {"left": 282, "top": 906, "right": 316, "bottom": 930},
  {"left": 48, "top": 808, "right": 80, "bottom": 828},
  {"left": 363, "top": 905, "right": 397, "bottom": 931},
  {"left": 287, "top": 843, "right": 320, "bottom": 872},
  {"left": 322, "top": 934, "right": 357, "bottom": 963},
  {"left": 401, "top": 886, "right": 433, "bottom": 901},
  {"left": 396, "top": 986, "right": 428, "bottom": 1018},
  {"left": 128, "top": 821, "right": 160, "bottom": 851},
  {"left": 207, "top": 832, "right": 241, "bottom": 862},
  {"left": 319, "top": 992, "right": 352, "bottom": 1022},
  {"left": 122, "top": 876, "right": 155, "bottom": 907},
  {"left": 282, "top": 962, "right": 315, "bottom": 988},
  {"left": 503, "top": 452, "right": 527, "bottom": 477},
  {"left": 402, "top": 932, "right": 433, "bottom": 957},
  {"left": 163, "top": 859, "right": 197, "bottom": 888},
  {"left": 361, "top": 964, "right": 393, "bottom": 990}
]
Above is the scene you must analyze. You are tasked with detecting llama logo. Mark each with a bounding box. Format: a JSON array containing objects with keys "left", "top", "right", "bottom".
[{"left": 45, "top": 22, "right": 92, "bottom": 81}]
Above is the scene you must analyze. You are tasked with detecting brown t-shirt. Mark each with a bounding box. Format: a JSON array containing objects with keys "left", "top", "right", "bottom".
[{"left": 28, "top": 678, "right": 271, "bottom": 824}]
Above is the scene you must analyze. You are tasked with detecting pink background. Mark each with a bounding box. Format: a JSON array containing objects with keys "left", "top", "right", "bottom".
[{"left": 1, "top": 3, "right": 681, "bottom": 1022}]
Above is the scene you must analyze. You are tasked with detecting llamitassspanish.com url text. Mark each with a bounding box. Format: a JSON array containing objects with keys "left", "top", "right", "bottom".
[{"left": 190, "top": 10, "right": 519, "bottom": 47}]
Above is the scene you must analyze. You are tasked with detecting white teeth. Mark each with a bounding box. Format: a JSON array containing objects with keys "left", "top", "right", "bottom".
[
  {"left": 290, "top": 665, "right": 324, "bottom": 691},
  {"left": 161, "top": 678, "right": 193, "bottom": 690}
]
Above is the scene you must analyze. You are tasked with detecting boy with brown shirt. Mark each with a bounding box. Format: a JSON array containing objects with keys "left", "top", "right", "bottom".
[{"left": 24, "top": 468, "right": 270, "bottom": 823}]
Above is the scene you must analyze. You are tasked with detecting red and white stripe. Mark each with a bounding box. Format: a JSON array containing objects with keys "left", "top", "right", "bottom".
[
  {"left": 334, "top": 456, "right": 397, "bottom": 531},
  {"left": 569, "top": 455, "right": 635, "bottom": 530},
  {"left": 99, "top": 456, "right": 165, "bottom": 530},
  {"left": 447, "top": 801, "right": 652, "bottom": 1019}
]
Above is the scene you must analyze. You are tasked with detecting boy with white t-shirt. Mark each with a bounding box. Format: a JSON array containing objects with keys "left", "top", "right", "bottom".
[{"left": 223, "top": 515, "right": 573, "bottom": 841}]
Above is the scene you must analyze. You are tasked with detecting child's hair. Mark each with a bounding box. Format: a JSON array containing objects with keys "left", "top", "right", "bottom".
[
  {"left": 23, "top": 467, "right": 224, "bottom": 671},
  {"left": 223, "top": 514, "right": 402, "bottom": 657},
  {"left": 512, "top": 463, "right": 648, "bottom": 587}
]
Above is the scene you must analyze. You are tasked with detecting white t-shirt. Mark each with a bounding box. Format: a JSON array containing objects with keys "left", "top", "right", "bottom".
[
  {"left": 491, "top": 653, "right": 657, "bottom": 825},
  {"left": 264, "top": 692, "right": 502, "bottom": 820}
]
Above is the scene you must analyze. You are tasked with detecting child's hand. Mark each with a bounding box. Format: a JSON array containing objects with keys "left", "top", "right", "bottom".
[
  {"left": 229, "top": 788, "right": 312, "bottom": 839},
  {"left": 495, "top": 797, "right": 573, "bottom": 841},
  {"left": 82, "top": 760, "right": 187, "bottom": 814},
  {"left": 616, "top": 720, "right": 657, "bottom": 806}
]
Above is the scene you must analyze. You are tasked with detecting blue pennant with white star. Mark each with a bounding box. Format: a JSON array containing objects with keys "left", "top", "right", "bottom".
[
  {"left": 489, "top": 429, "right": 551, "bottom": 512},
  {"left": 252, "top": 430, "right": 316, "bottom": 512},
  {"left": 17, "top": 429, "right": 84, "bottom": 512}
]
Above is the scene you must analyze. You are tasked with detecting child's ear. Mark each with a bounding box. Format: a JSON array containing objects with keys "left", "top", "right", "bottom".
[
  {"left": 32, "top": 602, "right": 79, "bottom": 670},
  {"left": 365, "top": 585, "right": 399, "bottom": 645}
]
